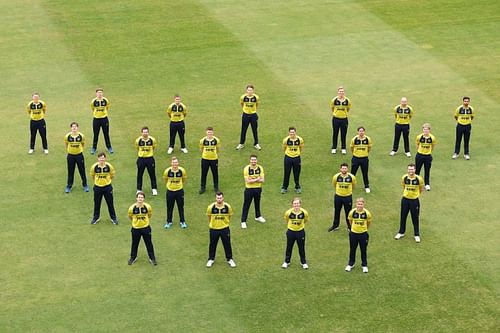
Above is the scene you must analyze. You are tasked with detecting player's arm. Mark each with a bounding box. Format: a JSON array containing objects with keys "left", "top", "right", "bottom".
[
  {"left": 109, "top": 165, "right": 115, "bottom": 179},
  {"left": 148, "top": 204, "right": 153, "bottom": 218},
  {"left": 350, "top": 138, "right": 355, "bottom": 153},
  {"left": 42, "top": 101, "right": 47, "bottom": 114},
  {"left": 128, "top": 206, "right": 134, "bottom": 221}
]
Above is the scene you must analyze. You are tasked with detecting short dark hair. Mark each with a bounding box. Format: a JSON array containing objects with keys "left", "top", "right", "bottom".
[
  {"left": 136, "top": 191, "right": 145, "bottom": 198},
  {"left": 246, "top": 84, "right": 254, "bottom": 90},
  {"left": 250, "top": 154, "right": 257, "bottom": 159},
  {"left": 97, "top": 152, "right": 106, "bottom": 158},
  {"left": 288, "top": 126, "right": 296, "bottom": 132},
  {"left": 96, "top": 88, "right": 103, "bottom": 92},
  {"left": 141, "top": 126, "right": 149, "bottom": 132},
  {"left": 70, "top": 121, "right": 79, "bottom": 127},
  {"left": 357, "top": 126, "right": 365, "bottom": 131},
  {"left": 408, "top": 163, "right": 416, "bottom": 168},
  {"left": 216, "top": 191, "right": 223, "bottom": 197},
  {"left": 463, "top": 96, "right": 470, "bottom": 101},
  {"left": 206, "top": 126, "right": 214, "bottom": 131},
  {"left": 341, "top": 162, "right": 348, "bottom": 168}
]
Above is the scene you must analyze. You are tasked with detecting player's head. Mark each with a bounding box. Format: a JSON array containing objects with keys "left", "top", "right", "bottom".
[
  {"left": 136, "top": 191, "right": 145, "bottom": 199},
  {"left": 463, "top": 96, "right": 470, "bottom": 105},
  {"left": 355, "top": 197, "right": 365, "bottom": 209},
  {"left": 96, "top": 88, "right": 103, "bottom": 97},
  {"left": 288, "top": 127, "right": 296, "bottom": 136},
  {"left": 422, "top": 123, "right": 431, "bottom": 134},
  {"left": 171, "top": 156, "right": 179, "bottom": 167},
  {"left": 407, "top": 163, "right": 416, "bottom": 175},
  {"left": 340, "top": 162, "right": 349, "bottom": 173},
  {"left": 174, "top": 94, "right": 181, "bottom": 103},
  {"left": 337, "top": 86, "right": 345, "bottom": 96},
  {"left": 32, "top": 92, "right": 40, "bottom": 101},
  {"left": 292, "top": 197, "right": 301, "bottom": 209},
  {"left": 357, "top": 126, "right": 365, "bottom": 135},
  {"left": 141, "top": 126, "right": 149, "bottom": 136},
  {"left": 400, "top": 97, "right": 408, "bottom": 106},
  {"left": 249, "top": 154, "right": 257, "bottom": 164},
  {"left": 215, "top": 191, "right": 224, "bottom": 203},
  {"left": 206, "top": 126, "right": 214, "bottom": 136},
  {"left": 70, "top": 121, "right": 79, "bottom": 129},
  {"left": 246, "top": 84, "right": 254, "bottom": 94}
]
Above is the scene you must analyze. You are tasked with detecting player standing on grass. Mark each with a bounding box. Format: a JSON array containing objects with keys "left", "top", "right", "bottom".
[
  {"left": 350, "top": 126, "right": 372, "bottom": 193},
  {"left": 64, "top": 122, "right": 88, "bottom": 193},
  {"left": 90, "top": 88, "right": 113, "bottom": 154},
  {"left": 135, "top": 126, "right": 158, "bottom": 196},
  {"left": 166, "top": 94, "right": 188, "bottom": 154},
  {"left": 27, "top": 92, "right": 48, "bottom": 154},
  {"left": 199, "top": 127, "right": 220, "bottom": 194},
  {"left": 236, "top": 84, "right": 261, "bottom": 151},
  {"left": 328, "top": 163, "right": 356, "bottom": 232},
  {"left": 345, "top": 197, "right": 372, "bottom": 273},
  {"left": 240, "top": 154, "right": 266, "bottom": 229},
  {"left": 163, "top": 156, "right": 187, "bottom": 229},
  {"left": 452, "top": 96, "right": 475, "bottom": 160},
  {"left": 128, "top": 191, "right": 157, "bottom": 266},
  {"left": 281, "top": 127, "right": 304, "bottom": 194},
  {"left": 206, "top": 192, "right": 236, "bottom": 268},
  {"left": 415, "top": 123, "right": 436, "bottom": 191},
  {"left": 330, "top": 86, "right": 352, "bottom": 155},
  {"left": 395, "top": 163, "right": 424, "bottom": 243},
  {"left": 281, "top": 197, "right": 309, "bottom": 270},
  {"left": 90, "top": 152, "right": 118, "bottom": 225},
  {"left": 390, "top": 97, "right": 413, "bottom": 157}
]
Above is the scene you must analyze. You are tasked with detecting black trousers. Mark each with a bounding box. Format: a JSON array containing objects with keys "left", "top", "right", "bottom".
[
  {"left": 30, "top": 119, "right": 48, "bottom": 149},
  {"left": 240, "top": 113, "right": 259, "bottom": 145},
  {"left": 399, "top": 197, "right": 420, "bottom": 236},
  {"left": 415, "top": 153, "right": 432, "bottom": 186},
  {"left": 93, "top": 185, "right": 116, "bottom": 220},
  {"left": 348, "top": 232, "right": 369, "bottom": 267},
  {"left": 67, "top": 153, "right": 87, "bottom": 187},
  {"left": 136, "top": 157, "right": 157, "bottom": 190},
  {"left": 130, "top": 226, "right": 155, "bottom": 260},
  {"left": 351, "top": 156, "right": 369, "bottom": 188},
  {"left": 333, "top": 194, "right": 352, "bottom": 229},
  {"left": 454, "top": 124, "right": 471, "bottom": 155},
  {"left": 241, "top": 188, "right": 262, "bottom": 222},
  {"left": 208, "top": 227, "right": 233, "bottom": 260},
  {"left": 282, "top": 155, "right": 301, "bottom": 190},
  {"left": 284, "top": 229, "right": 306, "bottom": 264},
  {"left": 169, "top": 121, "right": 186, "bottom": 148},
  {"left": 166, "top": 189, "right": 185, "bottom": 223},
  {"left": 392, "top": 123, "right": 410, "bottom": 153},
  {"left": 92, "top": 117, "right": 111, "bottom": 149},
  {"left": 200, "top": 159, "right": 219, "bottom": 190},
  {"left": 332, "top": 117, "right": 348, "bottom": 150}
]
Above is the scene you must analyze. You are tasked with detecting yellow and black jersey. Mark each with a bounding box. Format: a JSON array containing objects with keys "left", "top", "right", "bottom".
[
  {"left": 200, "top": 136, "right": 220, "bottom": 160},
  {"left": 240, "top": 94, "right": 259, "bottom": 114},
  {"left": 207, "top": 203, "right": 233, "bottom": 229},
  {"left": 284, "top": 208, "right": 309, "bottom": 231},
  {"left": 90, "top": 162, "right": 115, "bottom": 187},
  {"left": 348, "top": 208, "right": 372, "bottom": 234},
  {"left": 393, "top": 105, "right": 413, "bottom": 125},
  {"left": 454, "top": 105, "right": 474, "bottom": 125},
  {"left": 351, "top": 135, "right": 372, "bottom": 158},
  {"left": 128, "top": 203, "right": 153, "bottom": 229},
  {"left": 64, "top": 132, "right": 85, "bottom": 155},
  {"left": 333, "top": 172, "right": 356, "bottom": 197},
  {"left": 163, "top": 167, "right": 187, "bottom": 191},
  {"left": 330, "top": 96, "right": 351, "bottom": 118},
  {"left": 135, "top": 136, "right": 157, "bottom": 158},
  {"left": 283, "top": 136, "right": 304, "bottom": 158},
  {"left": 416, "top": 133, "right": 436, "bottom": 155},
  {"left": 401, "top": 174, "right": 424, "bottom": 199},
  {"left": 167, "top": 102, "right": 187, "bottom": 122},
  {"left": 90, "top": 97, "right": 110, "bottom": 119},
  {"left": 27, "top": 100, "right": 46, "bottom": 121},
  {"left": 244, "top": 164, "right": 264, "bottom": 189}
]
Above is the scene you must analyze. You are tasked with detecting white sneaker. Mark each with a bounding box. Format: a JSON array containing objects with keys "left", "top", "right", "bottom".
[
  {"left": 241, "top": 222, "right": 247, "bottom": 229},
  {"left": 180, "top": 148, "right": 188, "bottom": 154},
  {"left": 362, "top": 266, "right": 368, "bottom": 273},
  {"left": 452, "top": 153, "right": 458, "bottom": 159},
  {"left": 254, "top": 144, "right": 262, "bottom": 150},
  {"left": 331, "top": 149, "right": 336, "bottom": 154},
  {"left": 206, "top": 259, "right": 214, "bottom": 268},
  {"left": 345, "top": 265, "right": 354, "bottom": 272},
  {"left": 424, "top": 185, "right": 431, "bottom": 191},
  {"left": 365, "top": 188, "right": 371, "bottom": 193},
  {"left": 394, "top": 233, "right": 405, "bottom": 240},
  {"left": 302, "top": 263, "right": 309, "bottom": 270},
  {"left": 235, "top": 144, "right": 244, "bottom": 150},
  {"left": 255, "top": 216, "right": 266, "bottom": 223},
  {"left": 227, "top": 259, "right": 236, "bottom": 268},
  {"left": 28, "top": 149, "right": 34, "bottom": 154},
  {"left": 464, "top": 154, "right": 470, "bottom": 160},
  {"left": 43, "top": 149, "right": 49, "bottom": 154},
  {"left": 167, "top": 147, "right": 174, "bottom": 154},
  {"left": 405, "top": 152, "right": 411, "bottom": 157},
  {"left": 152, "top": 189, "right": 158, "bottom": 196},
  {"left": 389, "top": 151, "right": 396, "bottom": 156},
  {"left": 281, "top": 262, "right": 289, "bottom": 269},
  {"left": 415, "top": 236, "right": 421, "bottom": 243},
  {"left": 341, "top": 149, "right": 347, "bottom": 155}
]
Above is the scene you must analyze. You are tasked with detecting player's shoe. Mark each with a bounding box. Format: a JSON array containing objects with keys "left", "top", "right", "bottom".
[
  {"left": 180, "top": 222, "right": 188, "bottom": 229},
  {"left": 241, "top": 222, "right": 247, "bottom": 229},
  {"left": 128, "top": 257, "right": 137, "bottom": 265},
  {"left": 206, "top": 259, "right": 214, "bottom": 268},
  {"left": 281, "top": 188, "right": 287, "bottom": 194},
  {"left": 365, "top": 187, "right": 371, "bottom": 193},
  {"left": 83, "top": 185, "right": 90, "bottom": 192},
  {"left": 425, "top": 185, "right": 431, "bottom": 191},
  {"left": 43, "top": 149, "right": 49, "bottom": 154},
  {"left": 341, "top": 149, "right": 347, "bottom": 155},
  {"left": 91, "top": 218, "right": 100, "bottom": 225},
  {"left": 389, "top": 150, "right": 396, "bottom": 156},
  {"left": 254, "top": 144, "right": 262, "bottom": 150},
  {"left": 180, "top": 147, "right": 188, "bottom": 154},
  {"left": 164, "top": 222, "right": 173, "bottom": 229},
  {"left": 281, "top": 262, "right": 289, "bottom": 269},
  {"left": 65, "top": 186, "right": 71, "bottom": 193},
  {"left": 362, "top": 266, "right": 369, "bottom": 273},
  {"left": 302, "top": 263, "right": 309, "bottom": 270},
  {"left": 415, "top": 236, "right": 421, "bottom": 243},
  {"left": 255, "top": 216, "right": 266, "bottom": 223},
  {"left": 452, "top": 153, "right": 458, "bottom": 159},
  {"left": 167, "top": 147, "right": 173, "bottom": 154},
  {"left": 345, "top": 265, "right": 354, "bottom": 272},
  {"left": 405, "top": 152, "right": 411, "bottom": 157},
  {"left": 111, "top": 219, "right": 119, "bottom": 225},
  {"left": 28, "top": 149, "right": 34, "bottom": 154},
  {"left": 295, "top": 187, "right": 302, "bottom": 194},
  {"left": 149, "top": 258, "right": 158, "bottom": 266},
  {"left": 227, "top": 259, "right": 236, "bottom": 268},
  {"left": 91, "top": 147, "right": 96, "bottom": 155},
  {"left": 464, "top": 154, "right": 470, "bottom": 160},
  {"left": 394, "top": 233, "right": 405, "bottom": 240},
  {"left": 152, "top": 189, "right": 158, "bottom": 196},
  {"left": 331, "top": 149, "right": 337, "bottom": 154},
  {"left": 328, "top": 226, "right": 339, "bottom": 232},
  {"left": 107, "top": 146, "right": 114, "bottom": 154},
  {"left": 235, "top": 144, "right": 244, "bottom": 150}
]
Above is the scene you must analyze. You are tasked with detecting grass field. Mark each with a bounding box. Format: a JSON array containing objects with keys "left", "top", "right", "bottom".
[{"left": 1, "top": 0, "right": 499, "bottom": 332}]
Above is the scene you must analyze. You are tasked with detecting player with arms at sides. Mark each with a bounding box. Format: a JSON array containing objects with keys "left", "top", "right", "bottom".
[
  {"left": 89, "top": 152, "right": 118, "bottom": 225},
  {"left": 199, "top": 127, "right": 220, "bottom": 194},
  {"left": 281, "top": 127, "right": 304, "bottom": 194},
  {"left": 206, "top": 192, "right": 236, "bottom": 268},
  {"left": 350, "top": 126, "right": 372, "bottom": 193},
  {"left": 236, "top": 84, "right": 261, "bottom": 151},
  {"left": 452, "top": 96, "right": 475, "bottom": 160},
  {"left": 415, "top": 123, "right": 436, "bottom": 191},
  {"left": 281, "top": 197, "right": 309, "bottom": 270},
  {"left": 163, "top": 156, "right": 187, "bottom": 229},
  {"left": 166, "top": 94, "right": 188, "bottom": 154},
  {"left": 90, "top": 88, "right": 113, "bottom": 154},
  {"left": 345, "top": 197, "right": 372, "bottom": 273},
  {"left": 135, "top": 126, "right": 158, "bottom": 196},
  {"left": 389, "top": 97, "right": 413, "bottom": 157},
  {"left": 127, "top": 191, "right": 157, "bottom": 266},
  {"left": 330, "top": 86, "right": 352, "bottom": 154},
  {"left": 26, "top": 92, "right": 48, "bottom": 154},
  {"left": 64, "top": 122, "right": 88, "bottom": 193}
]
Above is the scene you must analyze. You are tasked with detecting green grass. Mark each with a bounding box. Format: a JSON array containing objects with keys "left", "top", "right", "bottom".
[{"left": 1, "top": 0, "right": 499, "bottom": 332}]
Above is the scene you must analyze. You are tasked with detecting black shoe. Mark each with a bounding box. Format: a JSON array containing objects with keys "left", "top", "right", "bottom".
[
  {"left": 111, "top": 219, "right": 119, "bottom": 225},
  {"left": 199, "top": 188, "right": 206, "bottom": 194},
  {"left": 149, "top": 258, "right": 157, "bottom": 266},
  {"left": 328, "top": 226, "right": 339, "bottom": 232},
  {"left": 128, "top": 257, "right": 137, "bottom": 265},
  {"left": 91, "top": 218, "right": 100, "bottom": 225}
]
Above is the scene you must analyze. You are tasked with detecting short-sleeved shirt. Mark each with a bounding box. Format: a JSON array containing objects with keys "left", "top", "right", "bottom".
[
  {"left": 348, "top": 208, "right": 372, "bottom": 234},
  {"left": 333, "top": 172, "right": 356, "bottom": 197},
  {"left": 200, "top": 136, "right": 220, "bottom": 160},
  {"left": 128, "top": 203, "right": 153, "bottom": 229},
  {"left": 27, "top": 100, "right": 46, "bottom": 121},
  {"left": 240, "top": 94, "right": 259, "bottom": 114},
  {"left": 351, "top": 135, "right": 372, "bottom": 158},
  {"left": 244, "top": 164, "right": 264, "bottom": 189},
  {"left": 167, "top": 102, "right": 188, "bottom": 122},
  {"left": 64, "top": 132, "right": 85, "bottom": 155},
  {"left": 284, "top": 208, "right": 309, "bottom": 231},
  {"left": 90, "top": 162, "right": 115, "bottom": 187},
  {"left": 91, "top": 97, "right": 110, "bottom": 119},
  {"left": 207, "top": 203, "right": 233, "bottom": 229},
  {"left": 402, "top": 174, "right": 424, "bottom": 199},
  {"left": 135, "top": 136, "right": 157, "bottom": 158},
  {"left": 330, "top": 96, "right": 352, "bottom": 119},
  {"left": 163, "top": 167, "right": 187, "bottom": 191},
  {"left": 283, "top": 136, "right": 304, "bottom": 158},
  {"left": 393, "top": 105, "right": 413, "bottom": 125},
  {"left": 455, "top": 105, "right": 474, "bottom": 125},
  {"left": 416, "top": 133, "right": 436, "bottom": 155}
]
